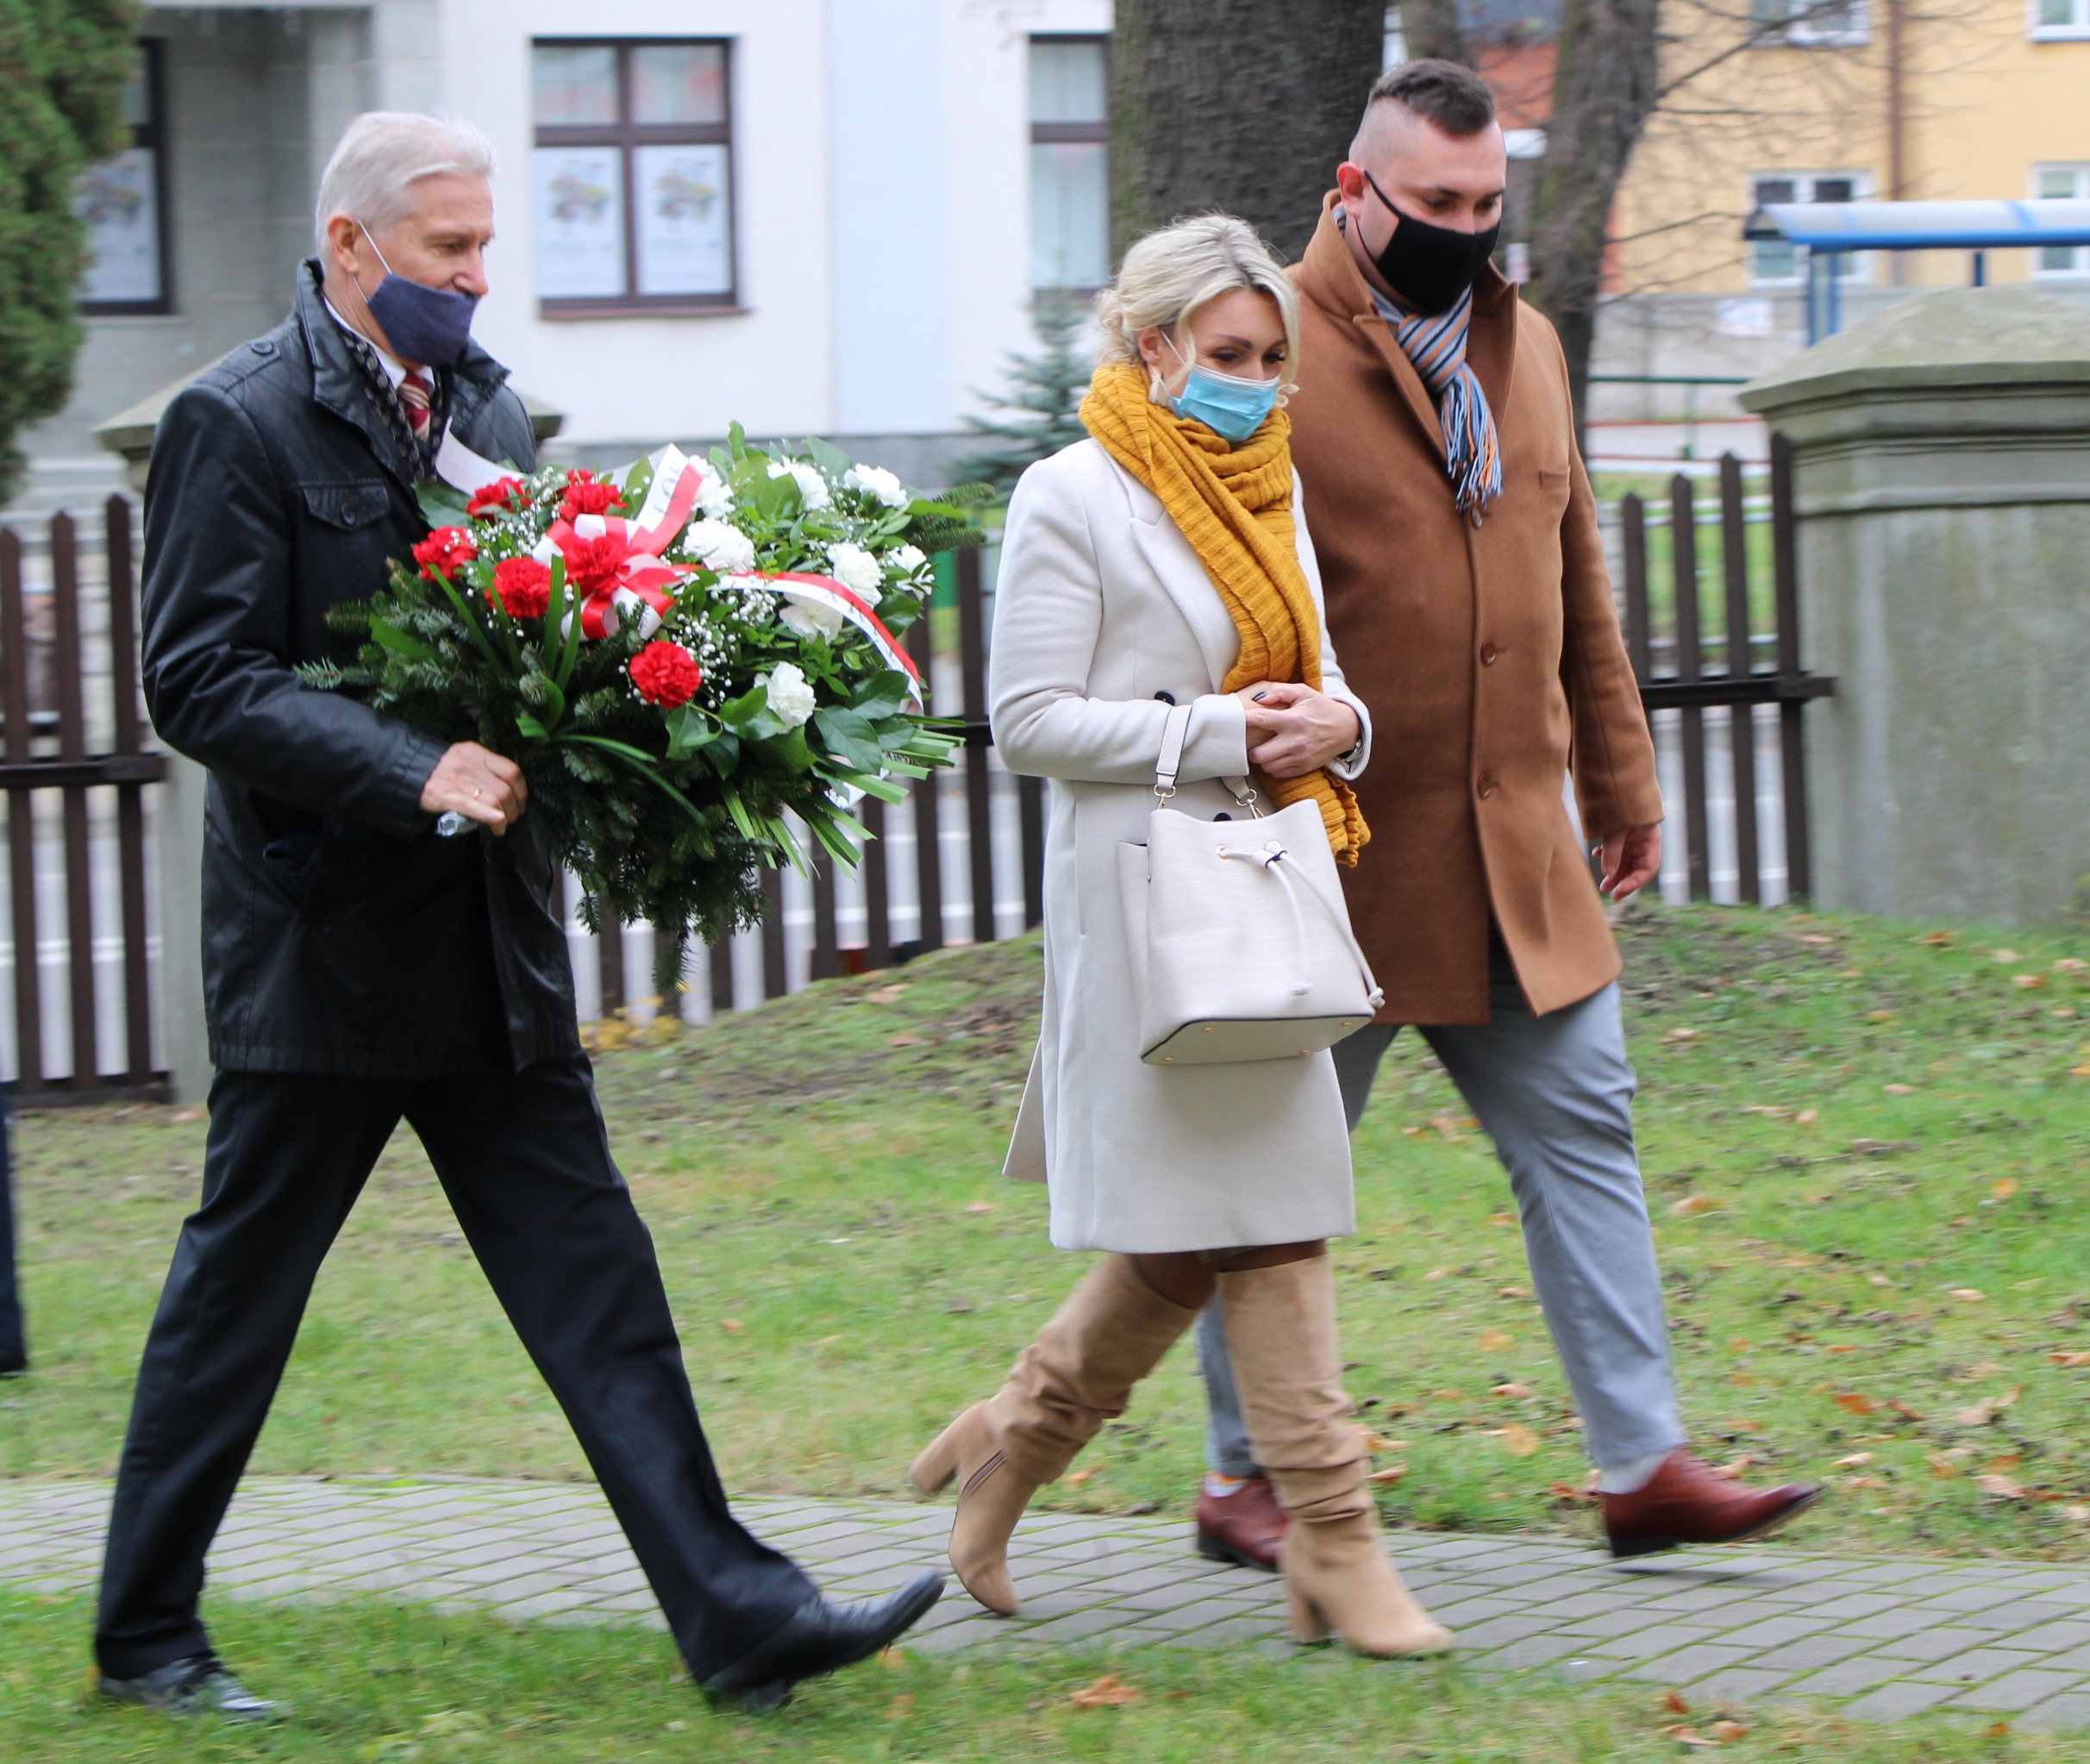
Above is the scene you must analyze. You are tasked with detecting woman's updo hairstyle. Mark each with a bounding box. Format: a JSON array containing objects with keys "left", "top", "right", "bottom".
[{"left": 1093, "top": 213, "right": 1301, "bottom": 374}]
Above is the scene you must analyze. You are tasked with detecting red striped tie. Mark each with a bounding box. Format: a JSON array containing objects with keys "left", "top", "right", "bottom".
[{"left": 399, "top": 371, "right": 433, "bottom": 438}]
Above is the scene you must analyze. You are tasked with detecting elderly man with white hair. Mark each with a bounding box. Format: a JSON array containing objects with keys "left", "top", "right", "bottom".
[{"left": 94, "top": 111, "right": 940, "bottom": 1723}]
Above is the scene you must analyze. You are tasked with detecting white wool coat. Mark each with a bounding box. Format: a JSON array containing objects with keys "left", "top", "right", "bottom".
[{"left": 991, "top": 437, "right": 1374, "bottom": 1254}]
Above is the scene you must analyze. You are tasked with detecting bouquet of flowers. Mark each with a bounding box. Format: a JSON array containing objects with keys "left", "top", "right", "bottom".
[{"left": 301, "top": 429, "right": 983, "bottom": 949}]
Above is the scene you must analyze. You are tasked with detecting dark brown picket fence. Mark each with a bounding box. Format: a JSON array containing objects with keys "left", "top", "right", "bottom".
[
  {"left": 0, "top": 497, "right": 167, "bottom": 1101},
  {"left": 1614, "top": 434, "right": 1836, "bottom": 906}
]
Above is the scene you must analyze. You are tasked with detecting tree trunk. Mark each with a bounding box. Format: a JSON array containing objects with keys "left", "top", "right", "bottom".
[
  {"left": 1111, "top": 0, "right": 1387, "bottom": 264},
  {"left": 1398, "top": 0, "right": 1472, "bottom": 64},
  {"left": 1522, "top": 0, "right": 1663, "bottom": 437}
]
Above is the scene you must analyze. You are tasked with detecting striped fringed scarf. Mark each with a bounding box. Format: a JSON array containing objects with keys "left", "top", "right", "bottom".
[{"left": 1376, "top": 283, "right": 1503, "bottom": 520}]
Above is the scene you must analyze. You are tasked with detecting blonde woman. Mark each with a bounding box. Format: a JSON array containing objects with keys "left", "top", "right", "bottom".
[{"left": 910, "top": 216, "right": 1448, "bottom": 1660}]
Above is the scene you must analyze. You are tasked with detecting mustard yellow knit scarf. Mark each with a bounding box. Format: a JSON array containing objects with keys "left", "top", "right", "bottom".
[{"left": 1079, "top": 361, "right": 1368, "bottom": 864}]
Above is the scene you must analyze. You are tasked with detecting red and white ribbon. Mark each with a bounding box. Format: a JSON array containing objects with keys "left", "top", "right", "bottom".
[
  {"left": 717, "top": 571, "right": 925, "bottom": 707},
  {"left": 540, "top": 447, "right": 711, "bottom": 639}
]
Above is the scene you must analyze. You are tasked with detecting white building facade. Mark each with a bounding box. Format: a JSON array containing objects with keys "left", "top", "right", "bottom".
[{"left": 30, "top": 0, "right": 1117, "bottom": 497}]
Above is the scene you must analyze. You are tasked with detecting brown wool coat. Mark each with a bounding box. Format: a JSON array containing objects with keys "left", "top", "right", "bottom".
[{"left": 1288, "top": 194, "right": 1663, "bottom": 1023}]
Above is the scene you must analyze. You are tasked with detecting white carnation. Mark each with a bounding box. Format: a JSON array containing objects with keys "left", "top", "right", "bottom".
[
  {"left": 767, "top": 457, "right": 831, "bottom": 510},
  {"left": 763, "top": 660, "right": 817, "bottom": 729},
  {"left": 681, "top": 518, "right": 756, "bottom": 574},
  {"left": 824, "top": 541, "right": 885, "bottom": 601},
  {"left": 778, "top": 593, "right": 844, "bottom": 641},
  {"left": 693, "top": 463, "right": 734, "bottom": 518},
  {"left": 843, "top": 463, "right": 910, "bottom": 508},
  {"left": 890, "top": 542, "right": 929, "bottom": 581}
]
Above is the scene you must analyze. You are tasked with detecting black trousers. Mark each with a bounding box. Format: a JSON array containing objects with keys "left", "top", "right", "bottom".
[
  {"left": 95, "top": 1059, "right": 814, "bottom": 1680},
  {"left": 0, "top": 1092, "right": 22, "bottom": 1367}
]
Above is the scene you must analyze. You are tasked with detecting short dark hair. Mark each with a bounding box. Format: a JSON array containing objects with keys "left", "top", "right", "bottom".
[{"left": 1363, "top": 59, "right": 1497, "bottom": 138}]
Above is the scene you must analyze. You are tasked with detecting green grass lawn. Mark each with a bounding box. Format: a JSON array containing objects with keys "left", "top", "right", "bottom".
[
  {"left": 6, "top": 1587, "right": 2087, "bottom": 1764},
  {"left": 5, "top": 903, "right": 2088, "bottom": 1565}
]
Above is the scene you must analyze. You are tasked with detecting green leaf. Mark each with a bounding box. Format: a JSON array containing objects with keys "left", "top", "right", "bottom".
[
  {"left": 719, "top": 685, "right": 771, "bottom": 730},
  {"left": 664, "top": 703, "right": 716, "bottom": 760},
  {"left": 516, "top": 712, "right": 550, "bottom": 741},
  {"left": 370, "top": 618, "right": 440, "bottom": 664},
  {"left": 623, "top": 455, "right": 656, "bottom": 511},
  {"left": 813, "top": 705, "right": 883, "bottom": 774},
  {"left": 417, "top": 483, "right": 472, "bottom": 528},
  {"left": 805, "top": 436, "right": 856, "bottom": 481},
  {"left": 704, "top": 733, "right": 742, "bottom": 778},
  {"left": 851, "top": 669, "right": 912, "bottom": 722},
  {"left": 759, "top": 724, "right": 817, "bottom": 773}
]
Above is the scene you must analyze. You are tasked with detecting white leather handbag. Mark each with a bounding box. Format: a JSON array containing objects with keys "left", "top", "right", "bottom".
[{"left": 1117, "top": 704, "right": 1384, "bottom": 1067}]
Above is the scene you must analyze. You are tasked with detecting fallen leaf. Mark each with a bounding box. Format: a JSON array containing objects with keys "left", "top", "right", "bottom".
[
  {"left": 1064, "top": 1467, "right": 1098, "bottom": 1488},
  {"left": 1549, "top": 1479, "right": 1594, "bottom": 1502},
  {"left": 1499, "top": 1422, "right": 1541, "bottom": 1457},
  {"left": 1492, "top": 1382, "right": 1536, "bottom": 1399},
  {"left": 2062, "top": 1504, "right": 2090, "bottom": 1523},
  {"left": 1866, "top": 1010, "right": 1897, "bottom": 1023},
  {"left": 1834, "top": 1392, "right": 1877, "bottom": 1417},
  {"left": 888, "top": 1034, "right": 923, "bottom": 1048},
  {"left": 1888, "top": 1400, "right": 1926, "bottom": 1421},
  {"left": 1424, "top": 1267, "right": 1450, "bottom": 1282},
  {"left": 720, "top": 1317, "right": 745, "bottom": 1336},
  {"left": 1488, "top": 1211, "right": 1517, "bottom": 1228},
  {"left": 1923, "top": 930, "right": 1955, "bottom": 947},
  {"left": 1662, "top": 1691, "right": 1693, "bottom": 1715},
  {"left": 1480, "top": 1328, "right": 1515, "bottom": 1352},
  {"left": 1883, "top": 1084, "right": 1917, "bottom": 1096},
  {"left": 1986, "top": 1454, "right": 2024, "bottom": 1473},
  {"left": 1993, "top": 948, "right": 2023, "bottom": 964},
  {"left": 882, "top": 1694, "right": 915, "bottom": 1720},
  {"left": 2013, "top": 974, "right": 2048, "bottom": 990},
  {"left": 1844, "top": 1474, "right": 1886, "bottom": 1490},
  {"left": 1359, "top": 1429, "right": 1407, "bottom": 1452},
  {"left": 1069, "top": 1674, "right": 1142, "bottom": 1709},
  {"left": 1669, "top": 1194, "right": 1718, "bottom": 1217},
  {"left": 1801, "top": 934, "right": 1836, "bottom": 946},
  {"left": 1926, "top": 1451, "right": 1964, "bottom": 1479},
  {"left": 879, "top": 1647, "right": 908, "bottom": 1669},
  {"left": 1955, "top": 1387, "right": 2021, "bottom": 1426},
  {"left": 1708, "top": 1720, "right": 1748, "bottom": 1742},
  {"left": 865, "top": 985, "right": 910, "bottom": 1004},
  {"left": 1715, "top": 1455, "right": 1757, "bottom": 1479},
  {"left": 964, "top": 1201, "right": 997, "bottom": 1215},
  {"left": 170, "top": 1108, "right": 203, "bottom": 1123},
  {"left": 1977, "top": 1474, "right": 2029, "bottom": 1499},
  {"left": 2049, "top": 1351, "right": 2090, "bottom": 1367},
  {"left": 1796, "top": 1109, "right": 1820, "bottom": 1126},
  {"left": 1367, "top": 1465, "right": 1408, "bottom": 1484},
  {"left": 1498, "top": 1285, "right": 1531, "bottom": 1298},
  {"left": 2056, "top": 957, "right": 2088, "bottom": 975},
  {"left": 1664, "top": 1026, "right": 1700, "bottom": 1044},
  {"left": 1661, "top": 1723, "right": 1717, "bottom": 1748},
  {"left": 1985, "top": 1722, "right": 2013, "bottom": 1739},
  {"left": 1833, "top": 1452, "right": 1875, "bottom": 1468},
  {"left": 1993, "top": 1179, "right": 2019, "bottom": 1199},
  {"left": 1429, "top": 1389, "right": 1468, "bottom": 1401},
  {"left": 1948, "top": 1287, "right": 1987, "bottom": 1303}
]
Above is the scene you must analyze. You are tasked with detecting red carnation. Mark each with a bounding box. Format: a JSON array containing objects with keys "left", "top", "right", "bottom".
[
  {"left": 466, "top": 477, "right": 526, "bottom": 520},
  {"left": 561, "top": 534, "right": 629, "bottom": 595},
  {"left": 629, "top": 640, "right": 702, "bottom": 708},
  {"left": 490, "top": 556, "right": 551, "bottom": 619},
  {"left": 558, "top": 471, "right": 627, "bottom": 521},
  {"left": 412, "top": 527, "right": 477, "bottom": 580}
]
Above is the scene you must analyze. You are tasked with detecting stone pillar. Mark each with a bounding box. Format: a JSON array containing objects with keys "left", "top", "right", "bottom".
[{"left": 1739, "top": 286, "right": 2090, "bottom": 926}]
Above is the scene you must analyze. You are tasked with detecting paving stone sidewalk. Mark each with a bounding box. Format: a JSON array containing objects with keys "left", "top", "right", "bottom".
[{"left": 9, "top": 1478, "right": 2090, "bottom": 1728}]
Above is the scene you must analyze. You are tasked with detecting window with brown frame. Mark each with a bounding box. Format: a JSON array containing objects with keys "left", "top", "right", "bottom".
[
  {"left": 1029, "top": 36, "right": 1110, "bottom": 291},
  {"left": 531, "top": 39, "right": 738, "bottom": 316},
  {"left": 77, "top": 41, "right": 172, "bottom": 316}
]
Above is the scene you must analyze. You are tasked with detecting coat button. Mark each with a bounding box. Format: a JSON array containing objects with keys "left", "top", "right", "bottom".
[
  {"left": 1153, "top": 691, "right": 1177, "bottom": 704},
  {"left": 1477, "top": 778, "right": 1497, "bottom": 799},
  {"left": 1480, "top": 641, "right": 1499, "bottom": 665}
]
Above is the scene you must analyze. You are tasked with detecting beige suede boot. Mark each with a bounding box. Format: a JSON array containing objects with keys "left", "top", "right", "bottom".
[
  {"left": 910, "top": 1254, "right": 1197, "bottom": 1614},
  {"left": 1217, "top": 1255, "right": 1453, "bottom": 1658}
]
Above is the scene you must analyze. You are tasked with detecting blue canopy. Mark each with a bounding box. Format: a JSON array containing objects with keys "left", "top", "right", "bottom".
[{"left": 1745, "top": 199, "right": 2090, "bottom": 252}]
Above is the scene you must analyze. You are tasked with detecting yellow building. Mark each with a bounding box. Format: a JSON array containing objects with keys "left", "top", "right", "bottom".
[{"left": 1593, "top": 0, "right": 2089, "bottom": 402}]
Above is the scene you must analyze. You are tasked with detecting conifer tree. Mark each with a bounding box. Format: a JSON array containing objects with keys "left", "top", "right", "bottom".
[
  {"left": 957, "top": 293, "right": 1095, "bottom": 495},
  {"left": 0, "top": 0, "right": 139, "bottom": 501}
]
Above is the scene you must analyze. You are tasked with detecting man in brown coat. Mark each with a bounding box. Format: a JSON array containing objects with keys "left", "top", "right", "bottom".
[{"left": 1191, "top": 61, "right": 1820, "bottom": 1568}]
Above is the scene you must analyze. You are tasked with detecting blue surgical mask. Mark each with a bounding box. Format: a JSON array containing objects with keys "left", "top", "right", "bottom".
[
  {"left": 1160, "top": 335, "right": 1280, "bottom": 443},
  {"left": 354, "top": 222, "right": 479, "bottom": 368}
]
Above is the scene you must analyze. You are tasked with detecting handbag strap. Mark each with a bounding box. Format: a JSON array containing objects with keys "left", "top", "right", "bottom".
[
  {"left": 1153, "top": 701, "right": 1193, "bottom": 803},
  {"left": 1217, "top": 841, "right": 1386, "bottom": 1010},
  {"left": 1153, "top": 700, "right": 1261, "bottom": 815}
]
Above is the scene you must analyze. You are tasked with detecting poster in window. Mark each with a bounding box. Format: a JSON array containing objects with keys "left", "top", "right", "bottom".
[
  {"left": 77, "top": 149, "right": 160, "bottom": 305},
  {"left": 533, "top": 147, "right": 625, "bottom": 299},
  {"left": 634, "top": 145, "right": 732, "bottom": 297}
]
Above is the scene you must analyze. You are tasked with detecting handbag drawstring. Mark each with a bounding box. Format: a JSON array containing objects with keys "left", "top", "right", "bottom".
[{"left": 1216, "top": 843, "right": 1386, "bottom": 1010}]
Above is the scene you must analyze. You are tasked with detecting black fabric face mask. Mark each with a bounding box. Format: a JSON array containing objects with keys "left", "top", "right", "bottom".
[{"left": 1360, "top": 171, "right": 1501, "bottom": 315}]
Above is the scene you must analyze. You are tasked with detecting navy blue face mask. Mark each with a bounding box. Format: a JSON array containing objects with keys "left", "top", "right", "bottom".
[{"left": 354, "top": 222, "right": 479, "bottom": 367}]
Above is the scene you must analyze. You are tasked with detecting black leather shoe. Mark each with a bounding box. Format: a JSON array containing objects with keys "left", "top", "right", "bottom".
[
  {"left": 99, "top": 1653, "right": 284, "bottom": 1722},
  {"left": 701, "top": 1572, "right": 944, "bottom": 1714},
  {"left": 0, "top": 1350, "right": 23, "bottom": 1378}
]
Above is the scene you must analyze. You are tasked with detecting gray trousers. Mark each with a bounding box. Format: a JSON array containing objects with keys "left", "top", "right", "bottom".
[{"left": 1196, "top": 949, "right": 1685, "bottom": 1477}]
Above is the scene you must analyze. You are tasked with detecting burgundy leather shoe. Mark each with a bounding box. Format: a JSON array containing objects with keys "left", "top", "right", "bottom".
[
  {"left": 1194, "top": 1475, "right": 1287, "bottom": 1572},
  {"left": 1602, "top": 1448, "right": 1824, "bottom": 1558}
]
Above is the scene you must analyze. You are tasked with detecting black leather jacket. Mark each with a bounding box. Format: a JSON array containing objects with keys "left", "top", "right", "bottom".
[{"left": 141, "top": 261, "right": 580, "bottom": 1076}]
